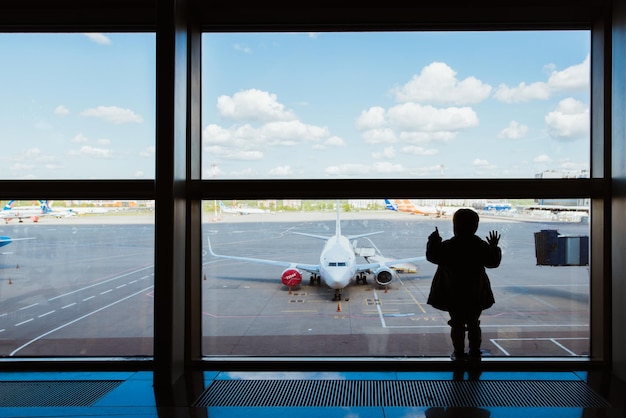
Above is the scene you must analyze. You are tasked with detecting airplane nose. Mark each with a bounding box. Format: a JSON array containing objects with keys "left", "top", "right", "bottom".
[{"left": 326, "top": 269, "right": 352, "bottom": 289}]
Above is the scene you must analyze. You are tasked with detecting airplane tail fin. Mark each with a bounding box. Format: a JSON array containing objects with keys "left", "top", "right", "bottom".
[
  {"left": 39, "top": 200, "right": 51, "bottom": 213},
  {"left": 3, "top": 200, "right": 15, "bottom": 211},
  {"left": 384, "top": 199, "right": 398, "bottom": 211}
]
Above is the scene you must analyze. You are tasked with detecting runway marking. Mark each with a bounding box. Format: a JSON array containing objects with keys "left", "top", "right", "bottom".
[
  {"left": 490, "top": 337, "right": 587, "bottom": 356},
  {"left": 405, "top": 288, "right": 426, "bottom": 313},
  {"left": 10, "top": 285, "right": 154, "bottom": 357},
  {"left": 19, "top": 303, "right": 39, "bottom": 311},
  {"left": 373, "top": 289, "right": 387, "bottom": 328},
  {"left": 47, "top": 265, "right": 153, "bottom": 302},
  {"left": 116, "top": 284, "right": 127, "bottom": 289},
  {"left": 82, "top": 296, "right": 95, "bottom": 302},
  {"left": 61, "top": 303, "right": 76, "bottom": 309},
  {"left": 100, "top": 289, "right": 113, "bottom": 295},
  {"left": 15, "top": 318, "right": 34, "bottom": 326},
  {"left": 38, "top": 311, "right": 56, "bottom": 318}
]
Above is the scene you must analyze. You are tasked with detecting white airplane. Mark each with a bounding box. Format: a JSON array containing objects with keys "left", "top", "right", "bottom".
[
  {"left": 218, "top": 200, "right": 267, "bottom": 215},
  {"left": 207, "top": 203, "right": 425, "bottom": 301},
  {"left": 0, "top": 200, "right": 46, "bottom": 223}
]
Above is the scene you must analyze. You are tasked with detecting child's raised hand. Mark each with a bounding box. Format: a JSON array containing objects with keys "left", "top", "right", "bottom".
[{"left": 487, "top": 230, "right": 500, "bottom": 246}]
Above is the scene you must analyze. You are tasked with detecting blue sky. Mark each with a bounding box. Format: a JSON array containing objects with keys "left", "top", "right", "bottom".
[{"left": 0, "top": 31, "right": 589, "bottom": 180}]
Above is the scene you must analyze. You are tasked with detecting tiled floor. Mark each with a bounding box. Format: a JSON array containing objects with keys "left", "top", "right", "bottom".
[{"left": 0, "top": 369, "right": 624, "bottom": 417}]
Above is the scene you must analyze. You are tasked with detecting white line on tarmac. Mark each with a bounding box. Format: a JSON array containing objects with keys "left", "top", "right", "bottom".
[
  {"left": 47, "top": 265, "right": 153, "bottom": 302},
  {"left": 10, "top": 286, "right": 154, "bottom": 357}
]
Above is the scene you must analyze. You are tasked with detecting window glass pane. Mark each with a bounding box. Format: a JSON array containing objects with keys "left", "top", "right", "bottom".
[
  {"left": 202, "top": 199, "right": 589, "bottom": 358},
  {"left": 202, "top": 31, "right": 589, "bottom": 180},
  {"left": 0, "top": 200, "right": 154, "bottom": 357},
  {"left": 0, "top": 33, "right": 155, "bottom": 180}
]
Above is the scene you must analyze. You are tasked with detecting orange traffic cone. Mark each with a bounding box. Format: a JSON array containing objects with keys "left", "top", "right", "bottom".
[
  {"left": 8, "top": 277, "right": 12, "bottom": 285},
  {"left": 203, "top": 273, "right": 207, "bottom": 281},
  {"left": 337, "top": 302, "right": 342, "bottom": 312}
]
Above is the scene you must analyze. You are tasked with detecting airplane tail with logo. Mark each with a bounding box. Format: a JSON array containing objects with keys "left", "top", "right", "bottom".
[
  {"left": 384, "top": 199, "right": 398, "bottom": 211},
  {"left": 3, "top": 200, "right": 15, "bottom": 211}
]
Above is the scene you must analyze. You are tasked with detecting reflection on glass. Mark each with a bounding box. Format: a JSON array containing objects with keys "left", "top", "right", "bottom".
[
  {"left": 202, "top": 199, "right": 590, "bottom": 357},
  {"left": 0, "top": 200, "right": 154, "bottom": 357},
  {"left": 0, "top": 33, "right": 155, "bottom": 180},
  {"left": 202, "top": 31, "right": 589, "bottom": 180}
]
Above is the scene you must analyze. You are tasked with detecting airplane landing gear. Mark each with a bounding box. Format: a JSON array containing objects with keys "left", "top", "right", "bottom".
[
  {"left": 309, "top": 274, "right": 321, "bottom": 286},
  {"left": 355, "top": 273, "right": 368, "bottom": 285},
  {"left": 333, "top": 289, "right": 342, "bottom": 301}
]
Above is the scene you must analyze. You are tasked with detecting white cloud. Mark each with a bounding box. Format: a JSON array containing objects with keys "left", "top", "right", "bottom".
[
  {"left": 260, "top": 120, "right": 329, "bottom": 145},
  {"left": 545, "top": 98, "right": 589, "bottom": 141},
  {"left": 498, "top": 120, "right": 529, "bottom": 140},
  {"left": 361, "top": 128, "right": 397, "bottom": 144},
  {"left": 324, "top": 136, "right": 346, "bottom": 147},
  {"left": 217, "top": 89, "right": 297, "bottom": 122},
  {"left": 493, "top": 82, "right": 550, "bottom": 103},
  {"left": 234, "top": 44, "right": 252, "bottom": 54},
  {"left": 394, "top": 62, "right": 492, "bottom": 105},
  {"left": 269, "top": 165, "right": 293, "bottom": 176},
  {"left": 54, "top": 105, "right": 69, "bottom": 116},
  {"left": 548, "top": 55, "right": 589, "bottom": 91},
  {"left": 205, "top": 145, "right": 263, "bottom": 161},
  {"left": 84, "top": 33, "right": 111, "bottom": 45},
  {"left": 372, "top": 146, "right": 396, "bottom": 159},
  {"left": 473, "top": 158, "right": 490, "bottom": 166},
  {"left": 140, "top": 146, "right": 156, "bottom": 158},
  {"left": 356, "top": 107, "right": 386, "bottom": 130},
  {"left": 387, "top": 103, "right": 479, "bottom": 132},
  {"left": 401, "top": 145, "right": 439, "bottom": 156},
  {"left": 325, "top": 162, "right": 403, "bottom": 176},
  {"left": 494, "top": 55, "right": 589, "bottom": 103},
  {"left": 399, "top": 131, "right": 456, "bottom": 144},
  {"left": 69, "top": 145, "right": 113, "bottom": 158},
  {"left": 533, "top": 154, "right": 552, "bottom": 163},
  {"left": 81, "top": 106, "right": 143, "bottom": 124},
  {"left": 72, "top": 133, "right": 89, "bottom": 143}
]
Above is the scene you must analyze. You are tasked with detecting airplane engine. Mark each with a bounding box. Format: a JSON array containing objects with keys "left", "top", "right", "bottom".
[
  {"left": 30, "top": 216, "right": 39, "bottom": 222},
  {"left": 281, "top": 268, "right": 302, "bottom": 287},
  {"left": 374, "top": 267, "right": 395, "bottom": 286}
]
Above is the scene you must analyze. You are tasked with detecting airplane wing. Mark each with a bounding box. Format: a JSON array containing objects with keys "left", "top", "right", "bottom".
[
  {"left": 206, "top": 237, "right": 320, "bottom": 274},
  {"left": 291, "top": 231, "right": 383, "bottom": 240},
  {"left": 356, "top": 255, "right": 426, "bottom": 273}
]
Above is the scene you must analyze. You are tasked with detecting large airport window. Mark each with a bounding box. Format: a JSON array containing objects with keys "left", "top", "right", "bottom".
[
  {"left": 202, "top": 199, "right": 590, "bottom": 358},
  {"left": 0, "top": 33, "right": 155, "bottom": 180},
  {"left": 0, "top": 200, "right": 154, "bottom": 357},
  {"left": 201, "top": 31, "right": 590, "bottom": 180}
]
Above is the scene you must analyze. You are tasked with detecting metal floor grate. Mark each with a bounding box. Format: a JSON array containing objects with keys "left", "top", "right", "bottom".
[
  {"left": 0, "top": 380, "right": 123, "bottom": 407},
  {"left": 194, "top": 379, "right": 611, "bottom": 408}
]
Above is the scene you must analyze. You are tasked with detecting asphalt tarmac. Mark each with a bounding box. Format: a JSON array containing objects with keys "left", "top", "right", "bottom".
[
  {"left": 203, "top": 211, "right": 590, "bottom": 358},
  {"left": 0, "top": 211, "right": 590, "bottom": 359}
]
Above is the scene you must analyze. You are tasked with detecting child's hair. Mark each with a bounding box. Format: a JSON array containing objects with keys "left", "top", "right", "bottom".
[{"left": 453, "top": 208, "right": 479, "bottom": 236}]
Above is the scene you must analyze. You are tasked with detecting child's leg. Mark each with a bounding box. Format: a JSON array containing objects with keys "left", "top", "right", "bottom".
[
  {"left": 448, "top": 313, "right": 466, "bottom": 359},
  {"left": 467, "top": 310, "right": 482, "bottom": 357}
]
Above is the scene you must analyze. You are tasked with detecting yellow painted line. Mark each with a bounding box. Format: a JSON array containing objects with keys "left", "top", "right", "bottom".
[{"left": 405, "top": 288, "right": 426, "bottom": 313}]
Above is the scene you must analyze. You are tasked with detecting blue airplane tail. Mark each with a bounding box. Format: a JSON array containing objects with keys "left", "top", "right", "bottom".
[
  {"left": 384, "top": 199, "right": 398, "bottom": 211},
  {"left": 3, "top": 200, "right": 15, "bottom": 211}
]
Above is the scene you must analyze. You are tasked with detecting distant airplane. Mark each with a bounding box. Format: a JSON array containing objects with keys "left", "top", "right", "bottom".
[
  {"left": 384, "top": 199, "right": 441, "bottom": 216},
  {"left": 0, "top": 200, "right": 46, "bottom": 223},
  {"left": 218, "top": 200, "right": 267, "bottom": 215},
  {"left": 208, "top": 203, "right": 425, "bottom": 301}
]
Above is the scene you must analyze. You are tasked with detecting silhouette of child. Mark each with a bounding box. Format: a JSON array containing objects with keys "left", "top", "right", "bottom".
[{"left": 426, "top": 208, "right": 501, "bottom": 361}]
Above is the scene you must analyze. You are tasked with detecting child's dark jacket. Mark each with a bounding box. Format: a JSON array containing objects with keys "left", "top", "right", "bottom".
[{"left": 426, "top": 234, "right": 501, "bottom": 312}]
